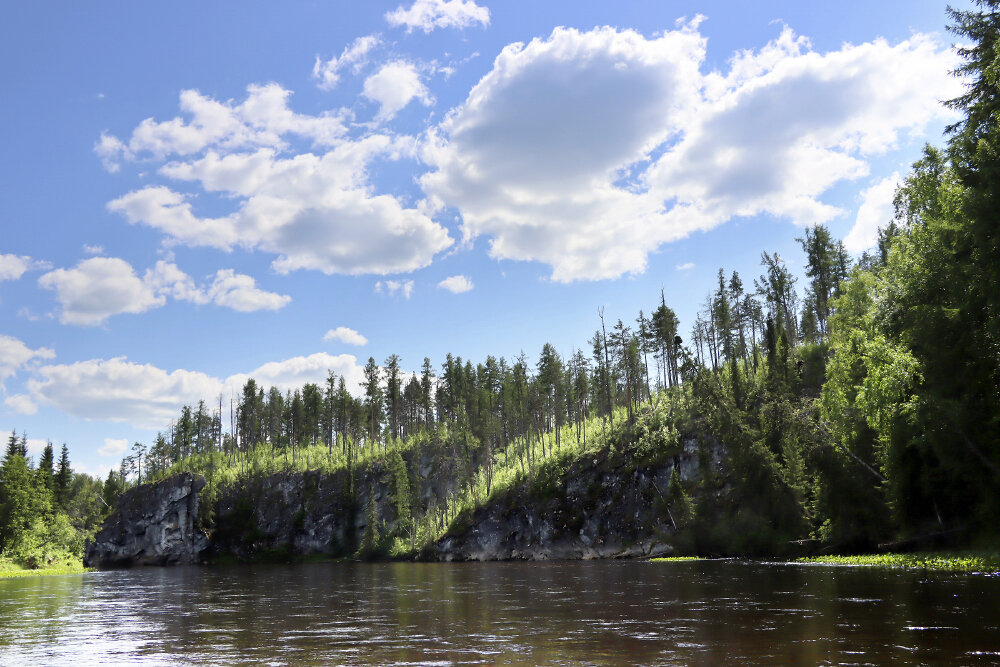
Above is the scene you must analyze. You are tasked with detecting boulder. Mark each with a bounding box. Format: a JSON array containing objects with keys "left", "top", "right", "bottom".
[{"left": 84, "top": 472, "right": 208, "bottom": 568}]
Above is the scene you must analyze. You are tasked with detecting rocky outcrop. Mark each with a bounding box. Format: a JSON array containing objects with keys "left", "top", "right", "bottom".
[
  {"left": 432, "top": 437, "right": 722, "bottom": 561},
  {"left": 84, "top": 472, "right": 208, "bottom": 568},
  {"left": 209, "top": 442, "right": 466, "bottom": 560},
  {"left": 83, "top": 432, "right": 724, "bottom": 565},
  {"left": 211, "top": 468, "right": 364, "bottom": 559}
]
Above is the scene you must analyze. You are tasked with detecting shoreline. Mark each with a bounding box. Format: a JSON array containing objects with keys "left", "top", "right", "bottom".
[
  {"left": 653, "top": 551, "right": 1000, "bottom": 573},
  {"left": 12, "top": 550, "right": 999, "bottom": 578},
  {"left": 0, "top": 559, "right": 92, "bottom": 580}
]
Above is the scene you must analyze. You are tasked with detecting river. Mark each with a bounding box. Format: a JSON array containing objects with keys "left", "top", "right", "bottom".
[{"left": 1, "top": 560, "right": 998, "bottom": 665}]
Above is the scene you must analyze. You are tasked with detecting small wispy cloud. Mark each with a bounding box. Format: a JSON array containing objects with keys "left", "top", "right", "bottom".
[
  {"left": 323, "top": 326, "right": 368, "bottom": 346},
  {"left": 313, "top": 34, "right": 381, "bottom": 90},
  {"left": 385, "top": 0, "right": 489, "bottom": 33},
  {"left": 375, "top": 279, "right": 415, "bottom": 299},
  {"left": 4, "top": 394, "right": 37, "bottom": 415},
  {"left": 98, "top": 437, "right": 129, "bottom": 457},
  {"left": 437, "top": 275, "right": 474, "bottom": 293}
]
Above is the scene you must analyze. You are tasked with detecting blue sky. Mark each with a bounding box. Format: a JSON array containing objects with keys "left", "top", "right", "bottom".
[{"left": 0, "top": 0, "right": 968, "bottom": 477}]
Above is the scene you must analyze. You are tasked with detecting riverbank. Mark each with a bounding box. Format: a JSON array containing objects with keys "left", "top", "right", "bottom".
[
  {"left": 0, "top": 558, "right": 90, "bottom": 579},
  {"left": 796, "top": 551, "right": 1000, "bottom": 573},
  {"left": 650, "top": 552, "right": 1000, "bottom": 573}
]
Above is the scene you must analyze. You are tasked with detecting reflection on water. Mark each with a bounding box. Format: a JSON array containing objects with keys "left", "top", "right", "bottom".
[{"left": 1, "top": 560, "right": 999, "bottom": 665}]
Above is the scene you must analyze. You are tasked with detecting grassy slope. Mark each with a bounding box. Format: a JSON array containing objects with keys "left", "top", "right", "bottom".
[{"left": 152, "top": 398, "right": 675, "bottom": 558}]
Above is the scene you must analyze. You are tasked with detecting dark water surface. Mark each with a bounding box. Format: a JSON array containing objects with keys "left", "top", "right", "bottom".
[{"left": 1, "top": 560, "right": 998, "bottom": 665}]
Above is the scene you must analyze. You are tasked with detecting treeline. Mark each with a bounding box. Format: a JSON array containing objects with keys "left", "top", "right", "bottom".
[
  {"left": 131, "top": 302, "right": 687, "bottom": 488},
  {"left": 0, "top": 435, "right": 107, "bottom": 568}
]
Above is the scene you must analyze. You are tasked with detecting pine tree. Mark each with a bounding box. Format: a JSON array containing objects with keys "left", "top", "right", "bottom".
[{"left": 361, "top": 357, "right": 383, "bottom": 451}]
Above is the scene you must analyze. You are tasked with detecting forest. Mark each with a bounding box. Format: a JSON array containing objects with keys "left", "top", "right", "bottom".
[{"left": 1, "top": 2, "right": 998, "bottom": 569}]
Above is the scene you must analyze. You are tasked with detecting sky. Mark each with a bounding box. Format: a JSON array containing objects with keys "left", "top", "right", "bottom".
[{"left": 0, "top": 0, "right": 969, "bottom": 477}]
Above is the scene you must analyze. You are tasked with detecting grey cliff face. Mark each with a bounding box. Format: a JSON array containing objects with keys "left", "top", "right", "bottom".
[
  {"left": 432, "top": 437, "right": 722, "bottom": 561},
  {"left": 84, "top": 472, "right": 208, "bottom": 568}
]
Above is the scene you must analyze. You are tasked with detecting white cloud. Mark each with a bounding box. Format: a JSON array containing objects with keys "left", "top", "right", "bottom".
[
  {"left": 675, "top": 262, "right": 695, "bottom": 271},
  {"left": 28, "top": 357, "right": 224, "bottom": 430},
  {"left": 646, "top": 30, "right": 959, "bottom": 229},
  {"left": 39, "top": 257, "right": 165, "bottom": 326},
  {"left": 0, "top": 254, "right": 48, "bottom": 282},
  {"left": 201, "top": 269, "right": 291, "bottom": 312},
  {"left": 386, "top": 0, "right": 489, "bottom": 33},
  {"left": 38, "top": 257, "right": 290, "bottom": 326},
  {"left": 845, "top": 172, "right": 900, "bottom": 253},
  {"left": 0, "top": 335, "right": 55, "bottom": 388},
  {"left": 108, "top": 185, "right": 240, "bottom": 250},
  {"left": 375, "top": 279, "right": 414, "bottom": 299},
  {"left": 98, "top": 438, "right": 129, "bottom": 457},
  {"left": 0, "top": 254, "right": 31, "bottom": 282},
  {"left": 95, "top": 132, "right": 127, "bottom": 172},
  {"left": 27, "top": 353, "right": 368, "bottom": 431},
  {"left": 313, "top": 34, "right": 381, "bottom": 90},
  {"left": 83, "top": 244, "right": 105, "bottom": 255},
  {"left": 95, "top": 83, "right": 348, "bottom": 170},
  {"left": 421, "top": 25, "right": 707, "bottom": 281},
  {"left": 421, "top": 25, "right": 960, "bottom": 281},
  {"left": 323, "top": 326, "right": 368, "bottom": 346},
  {"left": 226, "top": 353, "right": 365, "bottom": 396},
  {"left": 363, "top": 61, "right": 432, "bottom": 122},
  {"left": 106, "top": 88, "right": 453, "bottom": 276},
  {"left": 5, "top": 394, "right": 37, "bottom": 415},
  {"left": 438, "top": 274, "right": 473, "bottom": 293},
  {"left": 75, "top": 461, "right": 114, "bottom": 479}
]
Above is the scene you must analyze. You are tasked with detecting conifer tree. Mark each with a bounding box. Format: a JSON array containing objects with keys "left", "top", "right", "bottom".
[
  {"left": 36, "top": 442, "right": 55, "bottom": 493},
  {"left": 54, "top": 444, "right": 72, "bottom": 509}
]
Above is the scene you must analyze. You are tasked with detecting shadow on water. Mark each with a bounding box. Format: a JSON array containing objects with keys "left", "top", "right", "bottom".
[{"left": 1, "top": 560, "right": 999, "bottom": 665}]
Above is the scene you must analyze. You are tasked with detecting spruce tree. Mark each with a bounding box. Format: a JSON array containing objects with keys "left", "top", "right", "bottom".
[
  {"left": 55, "top": 444, "right": 72, "bottom": 509},
  {"left": 37, "top": 442, "right": 55, "bottom": 494}
]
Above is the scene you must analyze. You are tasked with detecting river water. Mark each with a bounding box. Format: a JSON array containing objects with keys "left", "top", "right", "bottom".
[{"left": 1, "top": 560, "right": 998, "bottom": 665}]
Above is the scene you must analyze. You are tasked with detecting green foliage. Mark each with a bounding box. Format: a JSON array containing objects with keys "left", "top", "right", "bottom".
[
  {"left": 387, "top": 447, "right": 411, "bottom": 532},
  {"left": 0, "top": 447, "right": 99, "bottom": 570},
  {"left": 5, "top": 514, "right": 82, "bottom": 569},
  {"left": 631, "top": 399, "right": 682, "bottom": 466},
  {"left": 357, "top": 495, "right": 387, "bottom": 559},
  {"left": 667, "top": 467, "right": 691, "bottom": 526}
]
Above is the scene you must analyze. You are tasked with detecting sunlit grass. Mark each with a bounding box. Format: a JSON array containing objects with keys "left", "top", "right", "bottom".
[
  {"left": 649, "top": 556, "right": 701, "bottom": 562},
  {"left": 796, "top": 552, "right": 1000, "bottom": 573},
  {"left": 0, "top": 557, "right": 92, "bottom": 579}
]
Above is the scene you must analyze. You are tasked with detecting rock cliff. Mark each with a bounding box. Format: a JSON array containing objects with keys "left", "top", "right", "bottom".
[
  {"left": 84, "top": 472, "right": 208, "bottom": 568},
  {"left": 85, "top": 432, "right": 722, "bottom": 565},
  {"left": 432, "top": 437, "right": 718, "bottom": 561}
]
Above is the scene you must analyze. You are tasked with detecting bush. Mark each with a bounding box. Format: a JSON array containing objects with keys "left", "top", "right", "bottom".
[{"left": 7, "top": 513, "right": 80, "bottom": 569}]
